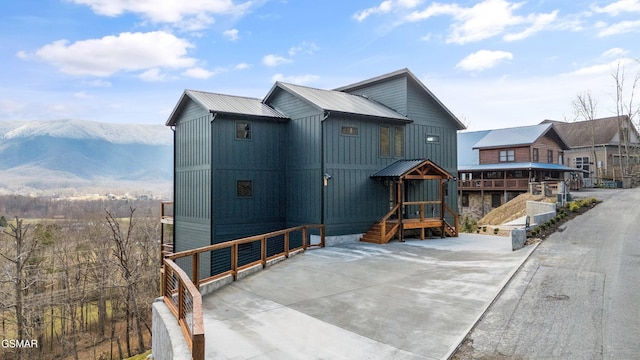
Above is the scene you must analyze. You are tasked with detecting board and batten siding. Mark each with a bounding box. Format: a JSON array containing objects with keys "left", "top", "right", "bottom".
[
  {"left": 173, "top": 100, "right": 212, "bottom": 254},
  {"left": 323, "top": 116, "right": 401, "bottom": 235},
  {"left": 342, "top": 76, "right": 409, "bottom": 116}
]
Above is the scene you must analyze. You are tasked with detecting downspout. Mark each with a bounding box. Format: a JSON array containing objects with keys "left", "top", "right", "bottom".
[{"left": 320, "top": 111, "right": 329, "bottom": 227}]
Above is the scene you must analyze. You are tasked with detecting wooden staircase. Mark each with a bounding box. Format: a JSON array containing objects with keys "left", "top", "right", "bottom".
[{"left": 360, "top": 222, "right": 398, "bottom": 244}]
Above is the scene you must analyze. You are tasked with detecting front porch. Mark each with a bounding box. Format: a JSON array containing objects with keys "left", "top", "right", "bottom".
[{"left": 361, "top": 159, "right": 459, "bottom": 244}]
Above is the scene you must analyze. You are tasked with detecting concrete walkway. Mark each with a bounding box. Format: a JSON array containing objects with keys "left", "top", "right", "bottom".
[{"left": 199, "top": 234, "right": 536, "bottom": 360}]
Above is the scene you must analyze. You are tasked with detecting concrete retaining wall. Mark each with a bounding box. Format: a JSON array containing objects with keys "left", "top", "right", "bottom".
[
  {"left": 526, "top": 201, "right": 556, "bottom": 220},
  {"left": 533, "top": 211, "right": 556, "bottom": 226},
  {"left": 151, "top": 298, "right": 191, "bottom": 360},
  {"left": 511, "top": 228, "right": 526, "bottom": 251}
]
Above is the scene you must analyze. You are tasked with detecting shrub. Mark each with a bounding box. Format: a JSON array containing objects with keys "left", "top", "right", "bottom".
[
  {"left": 549, "top": 218, "right": 556, "bottom": 224},
  {"left": 461, "top": 215, "right": 477, "bottom": 233},
  {"left": 482, "top": 226, "right": 487, "bottom": 232},
  {"left": 531, "top": 229, "right": 538, "bottom": 237},
  {"left": 493, "top": 228, "right": 499, "bottom": 235},
  {"left": 569, "top": 202, "right": 580, "bottom": 212}
]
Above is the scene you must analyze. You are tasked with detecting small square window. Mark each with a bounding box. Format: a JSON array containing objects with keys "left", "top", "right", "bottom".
[
  {"left": 237, "top": 180, "right": 252, "bottom": 197},
  {"left": 426, "top": 134, "right": 440, "bottom": 143},
  {"left": 236, "top": 122, "right": 251, "bottom": 139},
  {"left": 341, "top": 126, "right": 358, "bottom": 136},
  {"left": 499, "top": 150, "right": 515, "bottom": 162}
]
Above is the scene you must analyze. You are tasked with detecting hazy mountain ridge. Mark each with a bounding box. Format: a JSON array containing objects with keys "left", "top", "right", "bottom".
[{"left": 0, "top": 119, "right": 173, "bottom": 196}]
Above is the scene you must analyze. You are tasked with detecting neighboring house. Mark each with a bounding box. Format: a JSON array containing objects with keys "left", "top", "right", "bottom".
[
  {"left": 458, "top": 123, "right": 579, "bottom": 219},
  {"left": 541, "top": 116, "right": 640, "bottom": 187},
  {"left": 166, "top": 68, "right": 465, "bottom": 277}
]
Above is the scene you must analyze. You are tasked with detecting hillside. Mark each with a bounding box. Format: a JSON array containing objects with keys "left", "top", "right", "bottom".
[
  {"left": 478, "top": 193, "right": 556, "bottom": 225},
  {"left": 0, "top": 119, "right": 173, "bottom": 196}
]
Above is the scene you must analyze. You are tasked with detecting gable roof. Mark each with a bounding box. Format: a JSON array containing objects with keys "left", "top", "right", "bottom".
[
  {"left": 166, "top": 90, "right": 287, "bottom": 126},
  {"left": 541, "top": 116, "right": 635, "bottom": 147},
  {"left": 334, "top": 68, "right": 466, "bottom": 130},
  {"left": 264, "top": 82, "right": 411, "bottom": 122},
  {"left": 472, "top": 123, "right": 568, "bottom": 149},
  {"left": 371, "top": 159, "right": 454, "bottom": 180}
]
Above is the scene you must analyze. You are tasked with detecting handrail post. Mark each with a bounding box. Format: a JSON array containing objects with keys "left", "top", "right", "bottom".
[
  {"left": 284, "top": 232, "right": 290, "bottom": 258},
  {"left": 302, "top": 227, "right": 308, "bottom": 249},
  {"left": 261, "top": 237, "right": 266, "bottom": 268},
  {"left": 192, "top": 253, "right": 199, "bottom": 287},
  {"left": 231, "top": 243, "right": 238, "bottom": 281},
  {"left": 320, "top": 225, "right": 325, "bottom": 247},
  {"left": 178, "top": 281, "right": 184, "bottom": 320}
]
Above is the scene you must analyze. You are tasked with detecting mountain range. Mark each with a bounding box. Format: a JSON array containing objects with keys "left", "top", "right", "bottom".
[{"left": 0, "top": 119, "right": 173, "bottom": 197}]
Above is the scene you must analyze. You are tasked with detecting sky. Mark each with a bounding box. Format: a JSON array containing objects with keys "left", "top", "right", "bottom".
[{"left": 1, "top": 0, "right": 640, "bottom": 131}]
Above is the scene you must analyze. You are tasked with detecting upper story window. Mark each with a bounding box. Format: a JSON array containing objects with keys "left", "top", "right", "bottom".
[
  {"left": 341, "top": 126, "right": 358, "bottom": 136},
  {"left": 394, "top": 127, "right": 404, "bottom": 157},
  {"left": 547, "top": 149, "right": 554, "bottom": 163},
  {"left": 426, "top": 134, "right": 440, "bottom": 143},
  {"left": 236, "top": 121, "right": 251, "bottom": 139},
  {"left": 533, "top": 148, "right": 539, "bottom": 162},
  {"left": 380, "top": 126, "right": 405, "bottom": 158},
  {"left": 499, "top": 150, "right": 515, "bottom": 162}
]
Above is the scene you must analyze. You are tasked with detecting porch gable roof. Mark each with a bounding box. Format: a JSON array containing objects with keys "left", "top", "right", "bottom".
[{"left": 371, "top": 159, "right": 454, "bottom": 181}]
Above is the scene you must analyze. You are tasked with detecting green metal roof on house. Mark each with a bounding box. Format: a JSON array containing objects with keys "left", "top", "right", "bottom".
[
  {"left": 472, "top": 123, "right": 555, "bottom": 149},
  {"left": 166, "top": 90, "right": 287, "bottom": 126},
  {"left": 459, "top": 162, "right": 583, "bottom": 172},
  {"left": 265, "top": 82, "right": 412, "bottom": 122},
  {"left": 371, "top": 159, "right": 454, "bottom": 179}
]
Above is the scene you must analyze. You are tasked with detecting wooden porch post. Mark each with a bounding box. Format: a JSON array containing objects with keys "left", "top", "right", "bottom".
[
  {"left": 440, "top": 179, "right": 445, "bottom": 238},
  {"left": 398, "top": 180, "right": 404, "bottom": 242}
]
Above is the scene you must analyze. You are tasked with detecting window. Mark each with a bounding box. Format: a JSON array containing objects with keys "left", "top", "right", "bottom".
[
  {"left": 499, "top": 150, "right": 515, "bottom": 162},
  {"left": 575, "top": 157, "right": 590, "bottom": 178},
  {"left": 394, "top": 127, "right": 404, "bottom": 157},
  {"left": 547, "top": 150, "right": 554, "bottom": 163},
  {"left": 236, "top": 180, "right": 252, "bottom": 197},
  {"left": 236, "top": 122, "right": 251, "bottom": 139},
  {"left": 380, "top": 126, "right": 390, "bottom": 157},
  {"left": 485, "top": 171, "right": 503, "bottom": 179},
  {"left": 341, "top": 126, "right": 358, "bottom": 136},
  {"left": 462, "top": 193, "right": 469, "bottom": 207},
  {"left": 491, "top": 193, "right": 501, "bottom": 208},
  {"left": 426, "top": 134, "right": 440, "bottom": 143},
  {"left": 533, "top": 148, "right": 539, "bottom": 162}
]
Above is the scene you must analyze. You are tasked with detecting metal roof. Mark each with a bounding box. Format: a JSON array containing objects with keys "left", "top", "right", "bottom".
[
  {"left": 166, "top": 90, "right": 287, "bottom": 125},
  {"left": 269, "top": 82, "right": 412, "bottom": 122},
  {"left": 459, "top": 162, "right": 583, "bottom": 172},
  {"left": 371, "top": 159, "right": 454, "bottom": 179},
  {"left": 473, "top": 123, "right": 552, "bottom": 149},
  {"left": 457, "top": 130, "right": 490, "bottom": 167},
  {"left": 542, "top": 116, "right": 637, "bottom": 147}
]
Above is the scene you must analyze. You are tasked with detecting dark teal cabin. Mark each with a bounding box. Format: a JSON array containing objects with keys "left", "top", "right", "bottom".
[{"left": 166, "top": 69, "right": 465, "bottom": 275}]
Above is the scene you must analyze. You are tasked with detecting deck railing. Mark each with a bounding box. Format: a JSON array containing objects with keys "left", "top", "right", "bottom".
[
  {"left": 161, "top": 224, "right": 325, "bottom": 360},
  {"left": 162, "top": 259, "right": 204, "bottom": 360},
  {"left": 458, "top": 179, "right": 529, "bottom": 190}
]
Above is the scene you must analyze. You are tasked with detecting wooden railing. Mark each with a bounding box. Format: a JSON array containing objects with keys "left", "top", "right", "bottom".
[
  {"left": 443, "top": 203, "right": 459, "bottom": 237},
  {"left": 380, "top": 204, "right": 401, "bottom": 243},
  {"left": 161, "top": 224, "right": 325, "bottom": 359},
  {"left": 458, "top": 179, "right": 529, "bottom": 190},
  {"left": 162, "top": 258, "right": 205, "bottom": 360}
]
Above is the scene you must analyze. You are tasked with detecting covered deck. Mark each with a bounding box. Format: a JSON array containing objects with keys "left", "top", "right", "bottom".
[{"left": 361, "top": 159, "right": 458, "bottom": 244}]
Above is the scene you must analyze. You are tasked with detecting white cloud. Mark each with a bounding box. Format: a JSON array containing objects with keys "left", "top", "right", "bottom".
[
  {"left": 73, "top": 91, "right": 93, "bottom": 99},
  {"left": 597, "top": 19, "right": 640, "bottom": 37},
  {"left": 271, "top": 73, "right": 319, "bottom": 84},
  {"left": 139, "top": 68, "right": 167, "bottom": 81},
  {"left": 288, "top": 41, "right": 319, "bottom": 56},
  {"left": 592, "top": 0, "right": 640, "bottom": 16},
  {"left": 503, "top": 10, "right": 558, "bottom": 41},
  {"left": 69, "top": 0, "right": 253, "bottom": 26},
  {"left": 82, "top": 79, "right": 112, "bottom": 87},
  {"left": 31, "top": 31, "right": 196, "bottom": 77},
  {"left": 353, "top": 0, "right": 422, "bottom": 22},
  {"left": 567, "top": 58, "right": 635, "bottom": 76},
  {"left": 235, "top": 62, "right": 251, "bottom": 70},
  {"left": 456, "top": 50, "right": 513, "bottom": 72},
  {"left": 223, "top": 29, "right": 239, "bottom": 41},
  {"left": 602, "top": 47, "right": 628, "bottom": 58},
  {"left": 182, "top": 67, "right": 220, "bottom": 79},
  {"left": 262, "top": 54, "right": 292, "bottom": 67}
]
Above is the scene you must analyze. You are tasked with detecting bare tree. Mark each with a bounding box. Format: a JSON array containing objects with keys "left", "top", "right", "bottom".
[
  {"left": 573, "top": 90, "right": 600, "bottom": 185},
  {"left": 105, "top": 207, "right": 146, "bottom": 357},
  {"left": 0, "top": 218, "right": 38, "bottom": 360},
  {"left": 612, "top": 60, "right": 640, "bottom": 176}
]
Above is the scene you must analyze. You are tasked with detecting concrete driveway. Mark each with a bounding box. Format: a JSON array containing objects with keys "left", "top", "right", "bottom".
[{"left": 199, "top": 234, "right": 536, "bottom": 360}]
